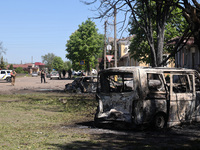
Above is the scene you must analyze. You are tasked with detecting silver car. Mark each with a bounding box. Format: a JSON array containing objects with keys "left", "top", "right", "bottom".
[
  {"left": 32, "top": 72, "right": 38, "bottom": 77},
  {"left": 50, "top": 71, "right": 60, "bottom": 80}
]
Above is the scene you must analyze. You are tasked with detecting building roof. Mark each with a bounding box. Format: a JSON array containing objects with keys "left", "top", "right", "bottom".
[
  {"left": 12, "top": 64, "right": 32, "bottom": 68},
  {"left": 35, "top": 62, "right": 45, "bottom": 66},
  {"left": 167, "top": 37, "right": 195, "bottom": 45}
]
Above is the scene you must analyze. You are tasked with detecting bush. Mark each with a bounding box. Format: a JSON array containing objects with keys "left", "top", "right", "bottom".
[{"left": 15, "top": 67, "right": 25, "bottom": 73}]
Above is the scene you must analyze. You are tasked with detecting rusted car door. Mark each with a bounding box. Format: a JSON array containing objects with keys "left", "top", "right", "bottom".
[
  {"left": 132, "top": 73, "right": 168, "bottom": 128},
  {"left": 168, "top": 73, "right": 195, "bottom": 127},
  {"left": 96, "top": 71, "right": 136, "bottom": 123}
]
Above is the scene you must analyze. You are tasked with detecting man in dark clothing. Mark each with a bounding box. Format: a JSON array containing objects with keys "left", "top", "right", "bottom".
[
  {"left": 41, "top": 70, "right": 46, "bottom": 83},
  {"left": 62, "top": 70, "right": 66, "bottom": 78},
  {"left": 68, "top": 69, "right": 72, "bottom": 79}
]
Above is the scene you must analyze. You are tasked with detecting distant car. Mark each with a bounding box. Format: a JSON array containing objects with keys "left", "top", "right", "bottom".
[
  {"left": 50, "top": 71, "right": 60, "bottom": 80},
  {"left": 32, "top": 72, "right": 38, "bottom": 77},
  {"left": 72, "top": 71, "right": 78, "bottom": 75},
  {"left": 77, "top": 70, "right": 82, "bottom": 76},
  {"left": 72, "top": 70, "right": 83, "bottom": 76},
  {"left": 0, "top": 70, "right": 12, "bottom": 82},
  {"left": 91, "top": 69, "right": 97, "bottom": 75},
  {"left": 65, "top": 76, "right": 97, "bottom": 93}
]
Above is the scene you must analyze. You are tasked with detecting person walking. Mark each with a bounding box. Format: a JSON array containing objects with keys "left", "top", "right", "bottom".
[
  {"left": 41, "top": 70, "right": 46, "bottom": 83},
  {"left": 11, "top": 70, "right": 17, "bottom": 86}
]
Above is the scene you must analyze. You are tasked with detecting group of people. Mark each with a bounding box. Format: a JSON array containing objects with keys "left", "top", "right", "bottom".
[
  {"left": 9, "top": 69, "right": 72, "bottom": 86},
  {"left": 9, "top": 69, "right": 46, "bottom": 86}
]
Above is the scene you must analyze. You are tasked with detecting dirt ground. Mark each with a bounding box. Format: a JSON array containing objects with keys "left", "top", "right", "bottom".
[
  {"left": 2, "top": 76, "right": 200, "bottom": 149},
  {"left": 0, "top": 76, "right": 73, "bottom": 94}
]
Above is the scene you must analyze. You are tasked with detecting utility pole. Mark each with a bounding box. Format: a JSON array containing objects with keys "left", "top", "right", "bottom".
[
  {"left": 114, "top": 5, "right": 117, "bottom": 67},
  {"left": 104, "top": 20, "right": 107, "bottom": 69}
]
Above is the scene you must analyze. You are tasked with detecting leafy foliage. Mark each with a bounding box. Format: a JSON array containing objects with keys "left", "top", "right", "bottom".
[
  {"left": 83, "top": 0, "right": 189, "bottom": 66},
  {"left": 129, "top": 6, "right": 187, "bottom": 65},
  {"left": 66, "top": 19, "right": 104, "bottom": 71},
  {"left": 8, "top": 64, "right": 13, "bottom": 70},
  {"left": 15, "top": 67, "right": 24, "bottom": 73},
  {"left": 0, "top": 42, "right": 6, "bottom": 57},
  {"left": 52, "top": 56, "right": 64, "bottom": 71},
  {"left": 41, "top": 53, "right": 56, "bottom": 72},
  {"left": 63, "top": 61, "right": 72, "bottom": 71},
  {"left": 0, "top": 56, "right": 6, "bottom": 69}
]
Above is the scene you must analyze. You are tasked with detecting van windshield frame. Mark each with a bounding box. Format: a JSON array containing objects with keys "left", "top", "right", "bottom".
[{"left": 99, "top": 72, "right": 134, "bottom": 93}]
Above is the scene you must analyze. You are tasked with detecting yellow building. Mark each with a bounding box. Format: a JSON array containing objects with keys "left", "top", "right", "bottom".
[
  {"left": 117, "top": 35, "right": 149, "bottom": 67},
  {"left": 117, "top": 36, "right": 174, "bottom": 68}
]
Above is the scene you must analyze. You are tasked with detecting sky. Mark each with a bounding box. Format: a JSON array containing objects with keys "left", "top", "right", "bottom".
[{"left": 0, "top": 0, "right": 128, "bottom": 64}]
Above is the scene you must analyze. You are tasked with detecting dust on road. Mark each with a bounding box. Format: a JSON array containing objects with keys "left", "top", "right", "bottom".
[{"left": 0, "top": 76, "right": 73, "bottom": 94}]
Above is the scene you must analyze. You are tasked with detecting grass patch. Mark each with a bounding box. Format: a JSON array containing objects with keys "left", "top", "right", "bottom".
[
  {"left": 0, "top": 93, "right": 97, "bottom": 150},
  {"left": 1, "top": 93, "right": 199, "bottom": 150}
]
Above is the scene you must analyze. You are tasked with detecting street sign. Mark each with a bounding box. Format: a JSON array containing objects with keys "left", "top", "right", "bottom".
[
  {"left": 107, "top": 45, "right": 112, "bottom": 51},
  {"left": 106, "top": 55, "right": 113, "bottom": 62},
  {"left": 80, "top": 60, "right": 85, "bottom": 65}
]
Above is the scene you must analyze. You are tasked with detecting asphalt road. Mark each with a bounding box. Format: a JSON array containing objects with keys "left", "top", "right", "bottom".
[{"left": 0, "top": 76, "right": 73, "bottom": 94}]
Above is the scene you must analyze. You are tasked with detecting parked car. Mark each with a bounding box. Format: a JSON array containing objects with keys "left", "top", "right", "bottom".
[
  {"left": 50, "top": 71, "right": 60, "bottom": 80},
  {"left": 65, "top": 76, "right": 97, "bottom": 93},
  {"left": 91, "top": 69, "right": 97, "bottom": 75},
  {"left": 0, "top": 70, "right": 12, "bottom": 82},
  {"left": 32, "top": 72, "right": 38, "bottom": 77},
  {"left": 77, "top": 70, "right": 82, "bottom": 76},
  {"left": 72, "top": 71, "right": 78, "bottom": 75},
  {"left": 72, "top": 70, "right": 84, "bottom": 76}
]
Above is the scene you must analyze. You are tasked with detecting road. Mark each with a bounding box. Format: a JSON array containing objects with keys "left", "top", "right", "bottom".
[{"left": 0, "top": 76, "right": 73, "bottom": 94}]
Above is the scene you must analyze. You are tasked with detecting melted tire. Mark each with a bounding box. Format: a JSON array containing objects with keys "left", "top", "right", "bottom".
[{"left": 154, "top": 114, "right": 166, "bottom": 129}]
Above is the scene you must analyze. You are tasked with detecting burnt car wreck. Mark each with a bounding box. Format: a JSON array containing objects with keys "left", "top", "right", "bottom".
[
  {"left": 94, "top": 67, "right": 200, "bottom": 129},
  {"left": 65, "top": 76, "right": 97, "bottom": 93}
]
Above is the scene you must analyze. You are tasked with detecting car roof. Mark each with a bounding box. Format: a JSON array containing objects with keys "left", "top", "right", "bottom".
[{"left": 99, "top": 66, "right": 196, "bottom": 74}]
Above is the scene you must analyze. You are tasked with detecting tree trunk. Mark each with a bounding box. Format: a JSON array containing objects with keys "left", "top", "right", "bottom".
[
  {"left": 156, "top": 1, "right": 167, "bottom": 67},
  {"left": 157, "top": 26, "right": 165, "bottom": 67},
  {"left": 86, "top": 61, "right": 90, "bottom": 75},
  {"left": 149, "top": 44, "right": 157, "bottom": 67}
]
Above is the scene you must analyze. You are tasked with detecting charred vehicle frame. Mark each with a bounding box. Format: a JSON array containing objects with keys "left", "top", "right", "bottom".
[
  {"left": 65, "top": 76, "right": 97, "bottom": 93},
  {"left": 94, "top": 67, "right": 200, "bottom": 129}
]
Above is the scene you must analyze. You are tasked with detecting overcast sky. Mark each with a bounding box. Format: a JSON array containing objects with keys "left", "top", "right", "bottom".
[{"left": 0, "top": 0, "right": 128, "bottom": 64}]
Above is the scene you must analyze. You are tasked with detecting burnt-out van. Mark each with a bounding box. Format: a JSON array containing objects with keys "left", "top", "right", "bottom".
[{"left": 94, "top": 67, "right": 200, "bottom": 129}]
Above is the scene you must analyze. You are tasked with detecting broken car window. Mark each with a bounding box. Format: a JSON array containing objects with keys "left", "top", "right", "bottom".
[
  {"left": 195, "top": 72, "right": 200, "bottom": 91},
  {"left": 100, "top": 72, "right": 133, "bottom": 93},
  {"left": 173, "top": 75, "right": 191, "bottom": 93},
  {"left": 147, "top": 73, "right": 165, "bottom": 92}
]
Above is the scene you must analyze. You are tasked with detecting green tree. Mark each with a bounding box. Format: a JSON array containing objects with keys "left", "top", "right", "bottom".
[
  {"left": 41, "top": 53, "right": 56, "bottom": 72},
  {"left": 66, "top": 19, "right": 104, "bottom": 72},
  {"left": 8, "top": 64, "right": 14, "bottom": 70},
  {"left": 129, "top": 7, "right": 187, "bottom": 65},
  {"left": 52, "top": 56, "right": 64, "bottom": 71},
  {"left": 83, "top": 0, "right": 186, "bottom": 66},
  {"left": 0, "top": 56, "right": 6, "bottom": 69},
  {"left": 177, "top": 0, "right": 200, "bottom": 56},
  {"left": 15, "top": 67, "right": 24, "bottom": 73},
  {"left": 63, "top": 61, "right": 72, "bottom": 71},
  {"left": 0, "top": 42, "right": 6, "bottom": 57}
]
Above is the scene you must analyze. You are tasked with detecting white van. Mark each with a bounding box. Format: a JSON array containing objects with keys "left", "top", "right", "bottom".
[
  {"left": 95, "top": 66, "right": 200, "bottom": 129},
  {"left": 0, "top": 70, "right": 12, "bottom": 82}
]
